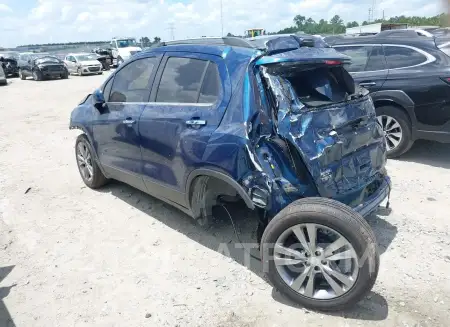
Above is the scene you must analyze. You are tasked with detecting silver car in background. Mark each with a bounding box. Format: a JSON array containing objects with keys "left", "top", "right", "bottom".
[
  {"left": 0, "top": 65, "right": 6, "bottom": 85},
  {"left": 64, "top": 53, "right": 103, "bottom": 76}
]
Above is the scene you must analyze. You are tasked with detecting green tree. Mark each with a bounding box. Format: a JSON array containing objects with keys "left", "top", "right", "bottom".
[{"left": 330, "top": 15, "right": 344, "bottom": 26}]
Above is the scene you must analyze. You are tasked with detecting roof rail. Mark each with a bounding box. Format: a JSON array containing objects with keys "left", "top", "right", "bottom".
[
  {"left": 376, "top": 29, "right": 428, "bottom": 38},
  {"left": 156, "top": 37, "right": 255, "bottom": 49}
]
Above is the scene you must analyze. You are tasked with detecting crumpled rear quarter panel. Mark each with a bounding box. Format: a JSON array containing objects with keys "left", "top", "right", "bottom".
[{"left": 267, "top": 73, "right": 387, "bottom": 202}]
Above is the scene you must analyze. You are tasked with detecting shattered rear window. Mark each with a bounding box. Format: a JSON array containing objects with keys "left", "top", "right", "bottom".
[{"left": 264, "top": 67, "right": 355, "bottom": 108}]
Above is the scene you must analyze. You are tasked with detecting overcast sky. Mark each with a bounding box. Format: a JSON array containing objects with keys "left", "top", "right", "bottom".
[{"left": 0, "top": 0, "right": 444, "bottom": 47}]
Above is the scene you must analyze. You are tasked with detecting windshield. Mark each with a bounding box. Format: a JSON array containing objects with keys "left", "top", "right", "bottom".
[
  {"left": 75, "top": 55, "right": 97, "bottom": 61},
  {"left": 117, "top": 39, "right": 137, "bottom": 48},
  {"left": 33, "top": 56, "right": 60, "bottom": 63}
]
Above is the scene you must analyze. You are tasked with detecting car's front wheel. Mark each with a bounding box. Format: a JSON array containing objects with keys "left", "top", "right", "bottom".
[
  {"left": 376, "top": 106, "right": 413, "bottom": 158},
  {"left": 32, "top": 70, "right": 43, "bottom": 81},
  {"left": 75, "top": 134, "right": 108, "bottom": 189},
  {"left": 19, "top": 69, "right": 26, "bottom": 80},
  {"left": 261, "top": 197, "right": 379, "bottom": 311}
]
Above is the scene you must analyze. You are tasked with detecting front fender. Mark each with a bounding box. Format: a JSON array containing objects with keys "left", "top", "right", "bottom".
[{"left": 69, "top": 103, "right": 97, "bottom": 158}]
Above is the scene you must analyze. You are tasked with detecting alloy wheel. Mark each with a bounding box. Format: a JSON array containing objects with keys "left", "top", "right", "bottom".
[
  {"left": 274, "top": 223, "right": 359, "bottom": 300},
  {"left": 76, "top": 142, "right": 94, "bottom": 182},
  {"left": 377, "top": 115, "right": 403, "bottom": 151}
]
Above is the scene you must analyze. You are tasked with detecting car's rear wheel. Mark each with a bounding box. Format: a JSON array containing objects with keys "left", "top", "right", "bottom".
[
  {"left": 75, "top": 134, "right": 108, "bottom": 189},
  {"left": 261, "top": 197, "right": 379, "bottom": 311},
  {"left": 61, "top": 71, "right": 69, "bottom": 79},
  {"left": 32, "top": 70, "right": 42, "bottom": 81},
  {"left": 376, "top": 106, "right": 413, "bottom": 158}
]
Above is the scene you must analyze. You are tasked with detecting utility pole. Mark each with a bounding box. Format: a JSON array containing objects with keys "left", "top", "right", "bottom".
[
  {"left": 167, "top": 23, "right": 175, "bottom": 40},
  {"left": 368, "top": 8, "right": 372, "bottom": 23},
  {"left": 220, "top": 0, "right": 224, "bottom": 37}
]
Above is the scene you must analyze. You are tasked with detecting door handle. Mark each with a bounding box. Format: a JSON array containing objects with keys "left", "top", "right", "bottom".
[
  {"left": 359, "top": 82, "right": 376, "bottom": 87},
  {"left": 186, "top": 119, "right": 206, "bottom": 126},
  {"left": 123, "top": 118, "right": 136, "bottom": 125}
]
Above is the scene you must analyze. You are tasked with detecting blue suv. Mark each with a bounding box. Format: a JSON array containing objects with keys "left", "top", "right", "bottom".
[{"left": 70, "top": 36, "right": 391, "bottom": 311}]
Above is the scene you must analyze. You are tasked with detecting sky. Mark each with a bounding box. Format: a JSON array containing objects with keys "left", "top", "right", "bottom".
[{"left": 0, "top": 0, "right": 445, "bottom": 47}]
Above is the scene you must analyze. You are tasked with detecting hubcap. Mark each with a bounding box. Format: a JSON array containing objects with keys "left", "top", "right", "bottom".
[
  {"left": 274, "top": 223, "right": 359, "bottom": 300},
  {"left": 377, "top": 115, "right": 403, "bottom": 151},
  {"left": 76, "top": 142, "right": 94, "bottom": 182}
]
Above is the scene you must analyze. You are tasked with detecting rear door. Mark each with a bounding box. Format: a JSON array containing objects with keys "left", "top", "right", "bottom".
[
  {"left": 92, "top": 55, "right": 161, "bottom": 191},
  {"left": 138, "top": 52, "right": 230, "bottom": 207},
  {"left": 333, "top": 44, "right": 388, "bottom": 91}
]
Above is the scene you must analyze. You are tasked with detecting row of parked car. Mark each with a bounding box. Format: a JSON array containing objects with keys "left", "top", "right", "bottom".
[{"left": 0, "top": 49, "right": 115, "bottom": 84}]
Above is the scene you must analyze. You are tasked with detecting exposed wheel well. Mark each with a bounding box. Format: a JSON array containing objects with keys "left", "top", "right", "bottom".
[{"left": 188, "top": 172, "right": 255, "bottom": 226}]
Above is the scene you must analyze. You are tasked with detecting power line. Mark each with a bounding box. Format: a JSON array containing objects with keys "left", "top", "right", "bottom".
[
  {"left": 167, "top": 23, "right": 175, "bottom": 40},
  {"left": 220, "top": 0, "right": 224, "bottom": 37}
]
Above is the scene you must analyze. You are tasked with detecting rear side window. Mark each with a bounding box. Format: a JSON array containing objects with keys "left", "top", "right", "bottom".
[
  {"left": 365, "top": 46, "right": 387, "bottom": 71},
  {"left": 383, "top": 46, "right": 427, "bottom": 69},
  {"left": 109, "top": 57, "right": 157, "bottom": 103},
  {"left": 156, "top": 57, "right": 208, "bottom": 103},
  {"left": 335, "top": 46, "right": 372, "bottom": 72},
  {"left": 198, "top": 63, "right": 220, "bottom": 103}
]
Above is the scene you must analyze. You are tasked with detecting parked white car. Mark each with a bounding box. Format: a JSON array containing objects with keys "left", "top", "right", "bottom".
[{"left": 64, "top": 53, "right": 103, "bottom": 76}]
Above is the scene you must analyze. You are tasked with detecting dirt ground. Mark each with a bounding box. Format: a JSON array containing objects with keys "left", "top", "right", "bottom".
[{"left": 0, "top": 74, "right": 449, "bottom": 327}]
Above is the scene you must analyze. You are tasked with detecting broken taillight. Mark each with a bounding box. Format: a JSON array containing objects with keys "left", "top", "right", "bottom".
[{"left": 440, "top": 77, "right": 450, "bottom": 84}]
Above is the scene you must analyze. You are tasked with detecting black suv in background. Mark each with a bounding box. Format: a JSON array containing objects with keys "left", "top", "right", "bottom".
[{"left": 326, "top": 30, "right": 450, "bottom": 157}]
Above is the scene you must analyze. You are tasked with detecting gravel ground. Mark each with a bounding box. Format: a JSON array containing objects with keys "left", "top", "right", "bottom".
[{"left": 0, "top": 74, "right": 449, "bottom": 327}]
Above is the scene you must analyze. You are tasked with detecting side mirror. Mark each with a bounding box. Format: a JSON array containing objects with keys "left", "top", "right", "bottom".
[
  {"left": 92, "top": 89, "right": 106, "bottom": 112},
  {"left": 93, "top": 89, "right": 105, "bottom": 104}
]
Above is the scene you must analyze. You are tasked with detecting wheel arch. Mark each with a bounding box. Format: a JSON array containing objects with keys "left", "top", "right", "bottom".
[
  {"left": 185, "top": 168, "right": 255, "bottom": 216},
  {"left": 370, "top": 90, "right": 417, "bottom": 130},
  {"left": 70, "top": 125, "right": 107, "bottom": 177}
]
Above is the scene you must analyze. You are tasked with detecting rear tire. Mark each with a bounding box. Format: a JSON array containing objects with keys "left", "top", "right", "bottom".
[
  {"left": 75, "top": 134, "right": 108, "bottom": 189},
  {"left": 261, "top": 197, "right": 379, "bottom": 311},
  {"left": 376, "top": 106, "right": 413, "bottom": 158},
  {"left": 19, "top": 69, "right": 26, "bottom": 80}
]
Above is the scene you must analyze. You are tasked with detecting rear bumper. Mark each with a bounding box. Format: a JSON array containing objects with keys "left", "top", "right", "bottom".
[{"left": 353, "top": 176, "right": 391, "bottom": 217}]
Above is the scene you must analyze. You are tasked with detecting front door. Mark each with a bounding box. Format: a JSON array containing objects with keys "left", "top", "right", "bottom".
[
  {"left": 138, "top": 52, "right": 230, "bottom": 207},
  {"left": 333, "top": 44, "right": 388, "bottom": 91},
  {"left": 92, "top": 55, "right": 161, "bottom": 191}
]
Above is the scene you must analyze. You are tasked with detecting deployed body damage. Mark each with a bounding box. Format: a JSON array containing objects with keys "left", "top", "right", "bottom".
[{"left": 211, "top": 57, "right": 390, "bottom": 222}]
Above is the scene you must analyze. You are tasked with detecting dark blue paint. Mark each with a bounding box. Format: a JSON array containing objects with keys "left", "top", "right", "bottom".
[{"left": 70, "top": 39, "right": 390, "bottom": 220}]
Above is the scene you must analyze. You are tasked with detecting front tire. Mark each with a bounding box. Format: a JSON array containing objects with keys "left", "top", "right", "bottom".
[
  {"left": 32, "top": 70, "right": 43, "bottom": 81},
  {"left": 117, "top": 57, "right": 123, "bottom": 67},
  {"left": 75, "top": 135, "right": 108, "bottom": 189},
  {"left": 261, "top": 198, "right": 379, "bottom": 311},
  {"left": 376, "top": 106, "right": 413, "bottom": 158}
]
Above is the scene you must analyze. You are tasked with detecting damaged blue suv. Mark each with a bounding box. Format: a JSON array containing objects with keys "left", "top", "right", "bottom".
[{"left": 70, "top": 36, "right": 391, "bottom": 311}]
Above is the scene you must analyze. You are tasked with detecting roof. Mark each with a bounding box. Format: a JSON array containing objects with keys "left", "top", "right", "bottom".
[{"left": 325, "top": 30, "right": 437, "bottom": 47}]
